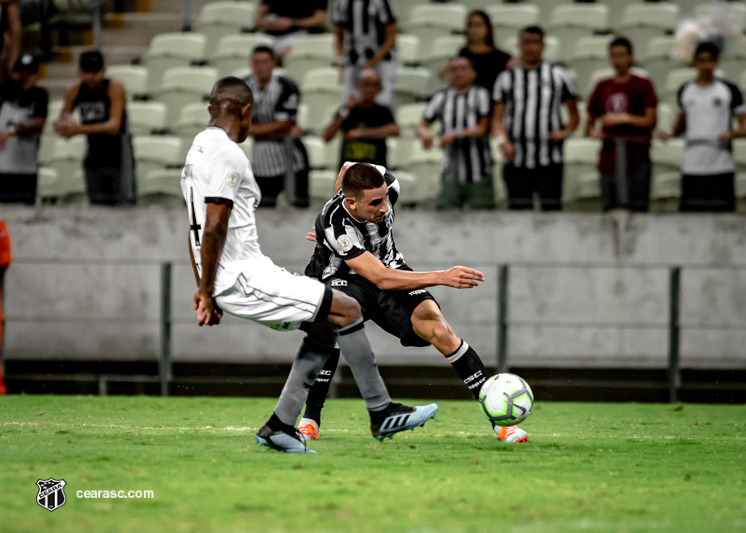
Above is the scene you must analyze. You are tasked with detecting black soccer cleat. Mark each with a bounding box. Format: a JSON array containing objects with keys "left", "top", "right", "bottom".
[
  {"left": 370, "top": 402, "right": 439, "bottom": 441},
  {"left": 255, "top": 423, "right": 317, "bottom": 454}
]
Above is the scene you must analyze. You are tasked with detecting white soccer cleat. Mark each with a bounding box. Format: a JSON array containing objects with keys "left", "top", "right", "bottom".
[
  {"left": 371, "top": 402, "right": 439, "bottom": 441},
  {"left": 297, "top": 418, "right": 319, "bottom": 442},
  {"left": 495, "top": 425, "right": 529, "bottom": 443},
  {"left": 255, "top": 424, "right": 317, "bottom": 453}
]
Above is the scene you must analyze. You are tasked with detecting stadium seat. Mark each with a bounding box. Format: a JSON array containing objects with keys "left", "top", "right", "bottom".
[
  {"left": 211, "top": 34, "right": 273, "bottom": 78},
  {"left": 404, "top": 4, "right": 467, "bottom": 52},
  {"left": 127, "top": 102, "right": 168, "bottom": 136},
  {"left": 741, "top": 71, "right": 746, "bottom": 95},
  {"left": 650, "top": 171, "right": 681, "bottom": 212},
  {"left": 567, "top": 35, "right": 614, "bottom": 98},
  {"left": 394, "top": 0, "right": 430, "bottom": 28},
  {"left": 297, "top": 102, "right": 339, "bottom": 136},
  {"left": 694, "top": 2, "right": 746, "bottom": 33},
  {"left": 734, "top": 139, "right": 746, "bottom": 175},
  {"left": 238, "top": 137, "right": 253, "bottom": 161},
  {"left": 546, "top": 4, "right": 609, "bottom": 60},
  {"left": 719, "top": 36, "right": 746, "bottom": 82},
  {"left": 304, "top": 135, "right": 338, "bottom": 170},
  {"left": 136, "top": 168, "right": 185, "bottom": 205},
  {"left": 422, "top": 35, "right": 466, "bottom": 91},
  {"left": 133, "top": 136, "right": 184, "bottom": 188},
  {"left": 387, "top": 137, "right": 417, "bottom": 170},
  {"left": 301, "top": 68, "right": 344, "bottom": 120},
  {"left": 485, "top": 4, "right": 540, "bottom": 35},
  {"left": 584, "top": 67, "right": 649, "bottom": 101},
  {"left": 562, "top": 138, "right": 602, "bottom": 209},
  {"left": 396, "top": 103, "right": 428, "bottom": 139},
  {"left": 560, "top": 104, "right": 588, "bottom": 138},
  {"left": 142, "top": 33, "right": 207, "bottom": 94},
  {"left": 39, "top": 100, "right": 66, "bottom": 166},
  {"left": 393, "top": 67, "right": 431, "bottom": 109},
  {"left": 107, "top": 65, "right": 149, "bottom": 101},
  {"left": 616, "top": 3, "right": 679, "bottom": 53},
  {"left": 651, "top": 138, "right": 683, "bottom": 183},
  {"left": 171, "top": 102, "right": 210, "bottom": 146},
  {"left": 397, "top": 34, "right": 421, "bottom": 67},
  {"left": 283, "top": 34, "right": 335, "bottom": 85},
  {"left": 309, "top": 169, "right": 337, "bottom": 201},
  {"left": 399, "top": 141, "right": 443, "bottom": 206},
  {"left": 152, "top": 66, "right": 218, "bottom": 125},
  {"left": 193, "top": 1, "right": 256, "bottom": 56},
  {"left": 655, "top": 103, "right": 675, "bottom": 135},
  {"left": 501, "top": 35, "right": 561, "bottom": 63},
  {"left": 595, "top": 0, "right": 639, "bottom": 28},
  {"left": 36, "top": 165, "right": 86, "bottom": 204},
  {"left": 660, "top": 68, "right": 698, "bottom": 109},
  {"left": 46, "top": 136, "right": 87, "bottom": 202},
  {"left": 639, "top": 36, "right": 678, "bottom": 93}
]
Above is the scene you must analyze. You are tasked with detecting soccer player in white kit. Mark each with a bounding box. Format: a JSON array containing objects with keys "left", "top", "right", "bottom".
[{"left": 182, "top": 77, "right": 438, "bottom": 453}]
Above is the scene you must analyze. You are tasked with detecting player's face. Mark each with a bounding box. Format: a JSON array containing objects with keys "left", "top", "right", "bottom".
[
  {"left": 355, "top": 184, "right": 389, "bottom": 223},
  {"left": 466, "top": 14, "right": 489, "bottom": 45},
  {"left": 609, "top": 45, "right": 633, "bottom": 76},
  {"left": 357, "top": 75, "right": 382, "bottom": 102},
  {"left": 251, "top": 52, "right": 275, "bottom": 82},
  {"left": 519, "top": 31, "right": 544, "bottom": 64},
  {"left": 79, "top": 69, "right": 105, "bottom": 89},
  {"left": 449, "top": 59, "right": 475, "bottom": 89}
]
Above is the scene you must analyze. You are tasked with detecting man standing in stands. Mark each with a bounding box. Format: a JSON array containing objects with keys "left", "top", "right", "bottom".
[
  {"left": 587, "top": 37, "right": 657, "bottom": 212},
  {"left": 244, "top": 46, "right": 309, "bottom": 208},
  {"left": 0, "top": 217, "right": 10, "bottom": 394},
  {"left": 332, "top": 0, "right": 398, "bottom": 106},
  {"left": 493, "top": 26, "right": 578, "bottom": 211},
  {"left": 255, "top": 0, "right": 328, "bottom": 63},
  {"left": 0, "top": 53, "right": 48, "bottom": 204},
  {"left": 660, "top": 41, "right": 746, "bottom": 212},
  {"left": 418, "top": 57, "right": 494, "bottom": 210},
  {"left": 56, "top": 50, "right": 135, "bottom": 206},
  {"left": 322, "top": 69, "right": 399, "bottom": 168}
]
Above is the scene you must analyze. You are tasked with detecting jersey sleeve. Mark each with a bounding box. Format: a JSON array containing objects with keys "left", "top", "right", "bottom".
[
  {"left": 383, "top": 168, "right": 401, "bottom": 206},
  {"left": 204, "top": 149, "right": 246, "bottom": 207},
  {"left": 422, "top": 91, "right": 444, "bottom": 122},
  {"left": 493, "top": 70, "right": 511, "bottom": 104},
  {"left": 377, "top": 0, "right": 397, "bottom": 24},
  {"left": 34, "top": 88, "right": 49, "bottom": 119},
  {"left": 726, "top": 81, "right": 746, "bottom": 115},
  {"left": 676, "top": 82, "right": 687, "bottom": 114},
  {"left": 557, "top": 66, "right": 578, "bottom": 102},
  {"left": 274, "top": 79, "right": 300, "bottom": 122},
  {"left": 477, "top": 87, "right": 491, "bottom": 118},
  {"left": 323, "top": 214, "right": 366, "bottom": 260},
  {"left": 331, "top": 0, "right": 348, "bottom": 26}
]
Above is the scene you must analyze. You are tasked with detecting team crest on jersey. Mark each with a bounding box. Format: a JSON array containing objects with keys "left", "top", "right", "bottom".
[
  {"left": 337, "top": 235, "right": 353, "bottom": 251},
  {"left": 228, "top": 172, "right": 239, "bottom": 186},
  {"left": 36, "top": 478, "right": 67, "bottom": 512}
]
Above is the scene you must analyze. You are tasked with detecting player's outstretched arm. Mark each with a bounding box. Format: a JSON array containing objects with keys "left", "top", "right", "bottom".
[
  {"left": 193, "top": 202, "right": 230, "bottom": 326},
  {"left": 345, "top": 252, "right": 484, "bottom": 291}
]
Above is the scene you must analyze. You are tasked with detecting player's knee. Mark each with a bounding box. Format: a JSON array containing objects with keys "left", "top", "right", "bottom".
[
  {"left": 332, "top": 291, "right": 362, "bottom": 325},
  {"left": 426, "top": 319, "right": 456, "bottom": 348}
]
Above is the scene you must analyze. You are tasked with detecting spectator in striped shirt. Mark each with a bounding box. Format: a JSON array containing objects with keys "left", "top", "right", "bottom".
[
  {"left": 418, "top": 57, "right": 494, "bottom": 210},
  {"left": 244, "top": 46, "right": 309, "bottom": 208},
  {"left": 492, "top": 26, "right": 579, "bottom": 211},
  {"left": 332, "top": 0, "right": 398, "bottom": 107}
]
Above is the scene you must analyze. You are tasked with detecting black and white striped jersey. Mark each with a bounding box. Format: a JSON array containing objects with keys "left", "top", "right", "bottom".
[
  {"left": 332, "top": 0, "right": 398, "bottom": 65},
  {"left": 305, "top": 165, "right": 405, "bottom": 280},
  {"left": 493, "top": 61, "right": 577, "bottom": 169},
  {"left": 422, "top": 85, "right": 493, "bottom": 183},
  {"left": 244, "top": 72, "right": 307, "bottom": 177}
]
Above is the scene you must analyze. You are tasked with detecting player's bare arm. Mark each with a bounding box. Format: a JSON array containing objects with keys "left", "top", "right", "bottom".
[
  {"left": 193, "top": 202, "right": 230, "bottom": 326},
  {"left": 344, "top": 252, "right": 484, "bottom": 291}
]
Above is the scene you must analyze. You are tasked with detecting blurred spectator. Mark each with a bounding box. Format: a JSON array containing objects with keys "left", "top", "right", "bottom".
[
  {"left": 459, "top": 10, "right": 512, "bottom": 92},
  {"left": 418, "top": 57, "right": 493, "bottom": 210},
  {"left": 587, "top": 37, "right": 657, "bottom": 212},
  {"left": 56, "top": 50, "right": 135, "bottom": 206},
  {"left": 255, "top": 0, "right": 328, "bottom": 63},
  {"left": 0, "top": 0, "right": 21, "bottom": 75},
  {"left": 493, "top": 26, "right": 578, "bottom": 211},
  {"left": 660, "top": 41, "right": 746, "bottom": 212},
  {"left": 244, "top": 46, "right": 309, "bottom": 208},
  {"left": 0, "top": 217, "right": 10, "bottom": 394},
  {"left": 0, "top": 53, "right": 48, "bottom": 204},
  {"left": 322, "top": 68, "right": 398, "bottom": 167},
  {"left": 332, "top": 0, "right": 397, "bottom": 106}
]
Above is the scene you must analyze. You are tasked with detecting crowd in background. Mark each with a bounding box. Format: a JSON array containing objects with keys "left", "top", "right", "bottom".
[{"left": 0, "top": 0, "right": 744, "bottom": 212}]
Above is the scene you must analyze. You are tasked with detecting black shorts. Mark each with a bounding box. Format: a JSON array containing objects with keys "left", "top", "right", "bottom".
[{"left": 325, "top": 270, "right": 438, "bottom": 347}]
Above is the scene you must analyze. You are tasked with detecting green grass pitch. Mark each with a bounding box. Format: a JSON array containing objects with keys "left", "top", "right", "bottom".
[{"left": 1, "top": 396, "right": 745, "bottom": 533}]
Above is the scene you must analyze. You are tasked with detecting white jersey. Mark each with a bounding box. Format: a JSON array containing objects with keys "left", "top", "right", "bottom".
[{"left": 181, "top": 127, "right": 267, "bottom": 295}]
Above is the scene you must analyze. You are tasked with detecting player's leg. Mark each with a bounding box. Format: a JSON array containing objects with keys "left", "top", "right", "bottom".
[
  {"left": 410, "top": 300, "right": 528, "bottom": 443},
  {"left": 298, "top": 347, "right": 339, "bottom": 440}
]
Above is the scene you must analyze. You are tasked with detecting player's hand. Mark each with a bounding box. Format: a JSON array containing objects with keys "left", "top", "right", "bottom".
[
  {"left": 719, "top": 131, "right": 733, "bottom": 143},
  {"left": 548, "top": 129, "right": 570, "bottom": 142},
  {"left": 588, "top": 127, "right": 604, "bottom": 139},
  {"left": 602, "top": 113, "right": 630, "bottom": 127},
  {"left": 306, "top": 226, "right": 317, "bottom": 242},
  {"left": 419, "top": 129, "right": 434, "bottom": 149},
  {"left": 344, "top": 128, "right": 364, "bottom": 140},
  {"left": 441, "top": 266, "right": 485, "bottom": 289},
  {"left": 657, "top": 130, "right": 673, "bottom": 142},
  {"left": 0, "top": 130, "right": 12, "bottom": 149},
  {"left": 193, "top": 289, "right": 222, "bottom": 326},
  {"left": 500, "top": 141, "right": 516, "bottom": 160},
  {"left": 440, "top": 131, "right": 457, "bottom": 149}
]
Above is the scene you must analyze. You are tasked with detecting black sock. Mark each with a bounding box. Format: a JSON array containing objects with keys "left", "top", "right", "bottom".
[
  {"left": 302, "top": 348, "right": 340, "bottom": 426},
  {"left": 447, "top": 340, "right": 488, "bottom": 400},
  {"left": 368, "top": 401, "right": 394, "bottom": 425},
  {"left": 267, "top": 413, "right": 296, "bottom": 434}
]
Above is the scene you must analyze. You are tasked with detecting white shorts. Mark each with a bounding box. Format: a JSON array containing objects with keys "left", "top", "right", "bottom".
[{"left": 216, "top": 264, "right": 330, "bottom": 331}]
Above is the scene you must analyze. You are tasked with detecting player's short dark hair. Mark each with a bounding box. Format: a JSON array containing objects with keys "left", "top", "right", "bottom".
[
  {"left": 694, "top": 41, "right": 720, "bottom": 60},
  {"left": 609, "top": 36, "right": 633, "bottom": 55},
  {"left": 79, "top": 50, "right": 104, "bottom": 73},
  {"left": 342, "top": 164, "right": 385, "bottom": 199},
  {"left": 519, "top": 25, "right": 544, "bottom": 40},
  {"left": 210, "top": 76, "right": 254, "bottom": 117},
  {"left": 252, "top": 46, "right": 275, "bottom": 59}
]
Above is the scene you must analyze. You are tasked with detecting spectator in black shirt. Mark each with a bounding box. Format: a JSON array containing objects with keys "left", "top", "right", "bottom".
[
  {"left": 0, "top": 53, "right": 47, "bottom": 204},
  {"left": 458, "top": 10, "right": 512, "bottom": 92},
  {"left": 322, "top": 68, "right": 399, "bottom": 167},
  {"left": 255, "top": 0, "right": 328, "bottom": 63}
]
